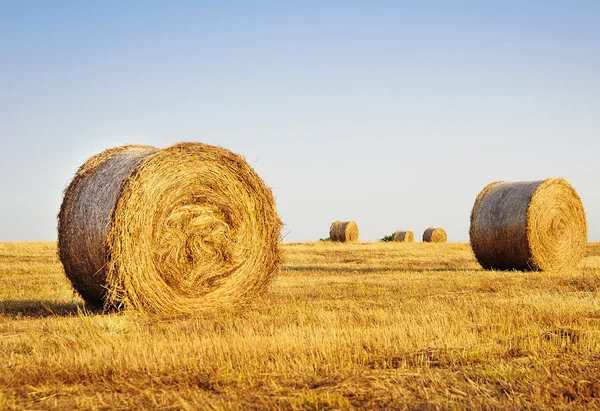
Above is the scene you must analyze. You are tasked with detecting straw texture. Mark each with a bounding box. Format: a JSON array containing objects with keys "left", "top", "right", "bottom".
[
  {"left": 329, "top": 221, "right": 359, "bottom": 243},
  {"left": 393, "top": 230, "right": 414, "bottom": 242},
  {"left": 58, "top": 142, "right": 282, "bottom": 314},
  {"left": 423, "top": 227, "right": 447, "bottom": 243},
  {"left": 469, "top": 178, "right": 587, "bottom": 271},
  {"left": 58, "top": 145, "right": 158, "bottom": 308}
]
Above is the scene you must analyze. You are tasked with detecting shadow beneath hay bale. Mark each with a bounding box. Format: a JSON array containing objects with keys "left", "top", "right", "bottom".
[
  {"left": 0, "top": 300, "right": 102, "bottom": 317},
  {"left": 281, "top": 265, "right": 475, "bottom": 274}
]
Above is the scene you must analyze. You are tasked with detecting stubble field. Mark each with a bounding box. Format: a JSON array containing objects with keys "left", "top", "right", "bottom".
[{"left": 1, "top": 241, "right": 599, "bottom": 410}]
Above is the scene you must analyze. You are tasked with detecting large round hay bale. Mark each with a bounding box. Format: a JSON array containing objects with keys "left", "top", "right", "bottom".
[
  {"left": 329, "top": 221, "right": 359, "bottom": 242},
  {"left": 393, "top": 230, "right": 414, "bottom": 242},
  {"left": 423, "top": 227, "right": 447, "bottom": 243},
  {"left": 58, "top": 142, "right": 282, "bottom": 314},
  {"left": 470, "top": 178, "right": 587, "bottom": 271}
]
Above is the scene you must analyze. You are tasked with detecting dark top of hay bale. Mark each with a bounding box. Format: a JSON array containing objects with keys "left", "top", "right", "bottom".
[{"left": 58, "top": 146, "right": 158, "bottom": 308}]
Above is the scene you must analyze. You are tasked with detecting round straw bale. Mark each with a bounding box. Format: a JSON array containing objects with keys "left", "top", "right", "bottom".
[
  {"left": 470, "top": 178, "right": 587, "bottom": 271},
  {"left": 329, "top": 221, "right": 359, "bottom": 242},
  {"left": 58, "top": 142, "right": 282, "bottom": 314},
  {"left": 393, "top": 230, "right": 414, "bottom": 242},
  {"left": 423, "top": 227, "right": 447, "bottom": 243}
]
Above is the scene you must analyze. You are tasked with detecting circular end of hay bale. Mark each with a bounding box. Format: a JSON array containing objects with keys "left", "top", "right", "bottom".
[
  {"left": 58, "top": 143, "right": 282, "bottom": 314},
  {"left": 423, "top": 227, "right": 447, "bottom": 243},
  {"left": 470, "top": 178, "right": 587, "bottom": 271},
  {"left": 527, "top": 178, "right": 587, "bottom": 271},
  {"left": 393, "top": 230, "right": 414, "bottom": 242},
  {"left": 329, "top": 221, "right": 359, "bottom": 242}
]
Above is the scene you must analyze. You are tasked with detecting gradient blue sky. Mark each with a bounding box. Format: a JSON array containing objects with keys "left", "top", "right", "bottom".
[{"left": 1, "top": 1, "right": 598, "bottom": 242}]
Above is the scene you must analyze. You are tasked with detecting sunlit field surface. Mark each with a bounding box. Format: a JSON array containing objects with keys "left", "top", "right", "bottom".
[{"left": 1, "top": 241, "right": 599, "bottom": 410}]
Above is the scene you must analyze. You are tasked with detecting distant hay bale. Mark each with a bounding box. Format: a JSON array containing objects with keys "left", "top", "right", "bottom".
[
  {"left": 423, "top": 227, "right": 447, "bottom": 243},
  {"left": 393, "top": 230, "right": 414, "bottom": 242},
  {"left": 58, "top": 143, "right": 282, "bottom": 314},
  {"left": 470, "top": 178, "right": 587, "bottom": 271},
  {"left": 329, "top": 221, "right": 359, "bottom": 242}
]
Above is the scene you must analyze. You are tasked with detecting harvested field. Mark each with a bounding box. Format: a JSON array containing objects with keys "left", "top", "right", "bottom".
[{"left": 1, "top": 241, "right": 599, "bottom": 409}]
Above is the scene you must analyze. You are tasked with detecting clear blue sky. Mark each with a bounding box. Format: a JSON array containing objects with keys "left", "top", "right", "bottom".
[{"left": 1, "top": 1, "right": 599, "bottom": 242}]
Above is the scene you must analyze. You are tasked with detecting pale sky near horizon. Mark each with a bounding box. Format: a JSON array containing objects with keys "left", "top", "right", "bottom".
[{"left": 1, "top": 1, "right": 599, "bottom": 242}]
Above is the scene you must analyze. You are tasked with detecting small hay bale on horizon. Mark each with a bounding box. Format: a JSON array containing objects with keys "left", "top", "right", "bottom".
[
  {"left": 393, "top": 230, "right": 414, "bottom": 242},
  {"left": 329, "top": 220, "right": 359, "bottom": 243},
  {"left": 58, "top": 142, "right": 282, "bottom": 315},
  {"left": 423, "top": 227, "right": 447, "bottom": 243},
  {"left": 470, "top": 178, "right": 587, "bottom": 271}
]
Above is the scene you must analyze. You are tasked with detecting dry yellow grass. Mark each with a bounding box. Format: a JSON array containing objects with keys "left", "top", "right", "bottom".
[{"left": 1, "top": 241, "right": 600, "bottom": 409}]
